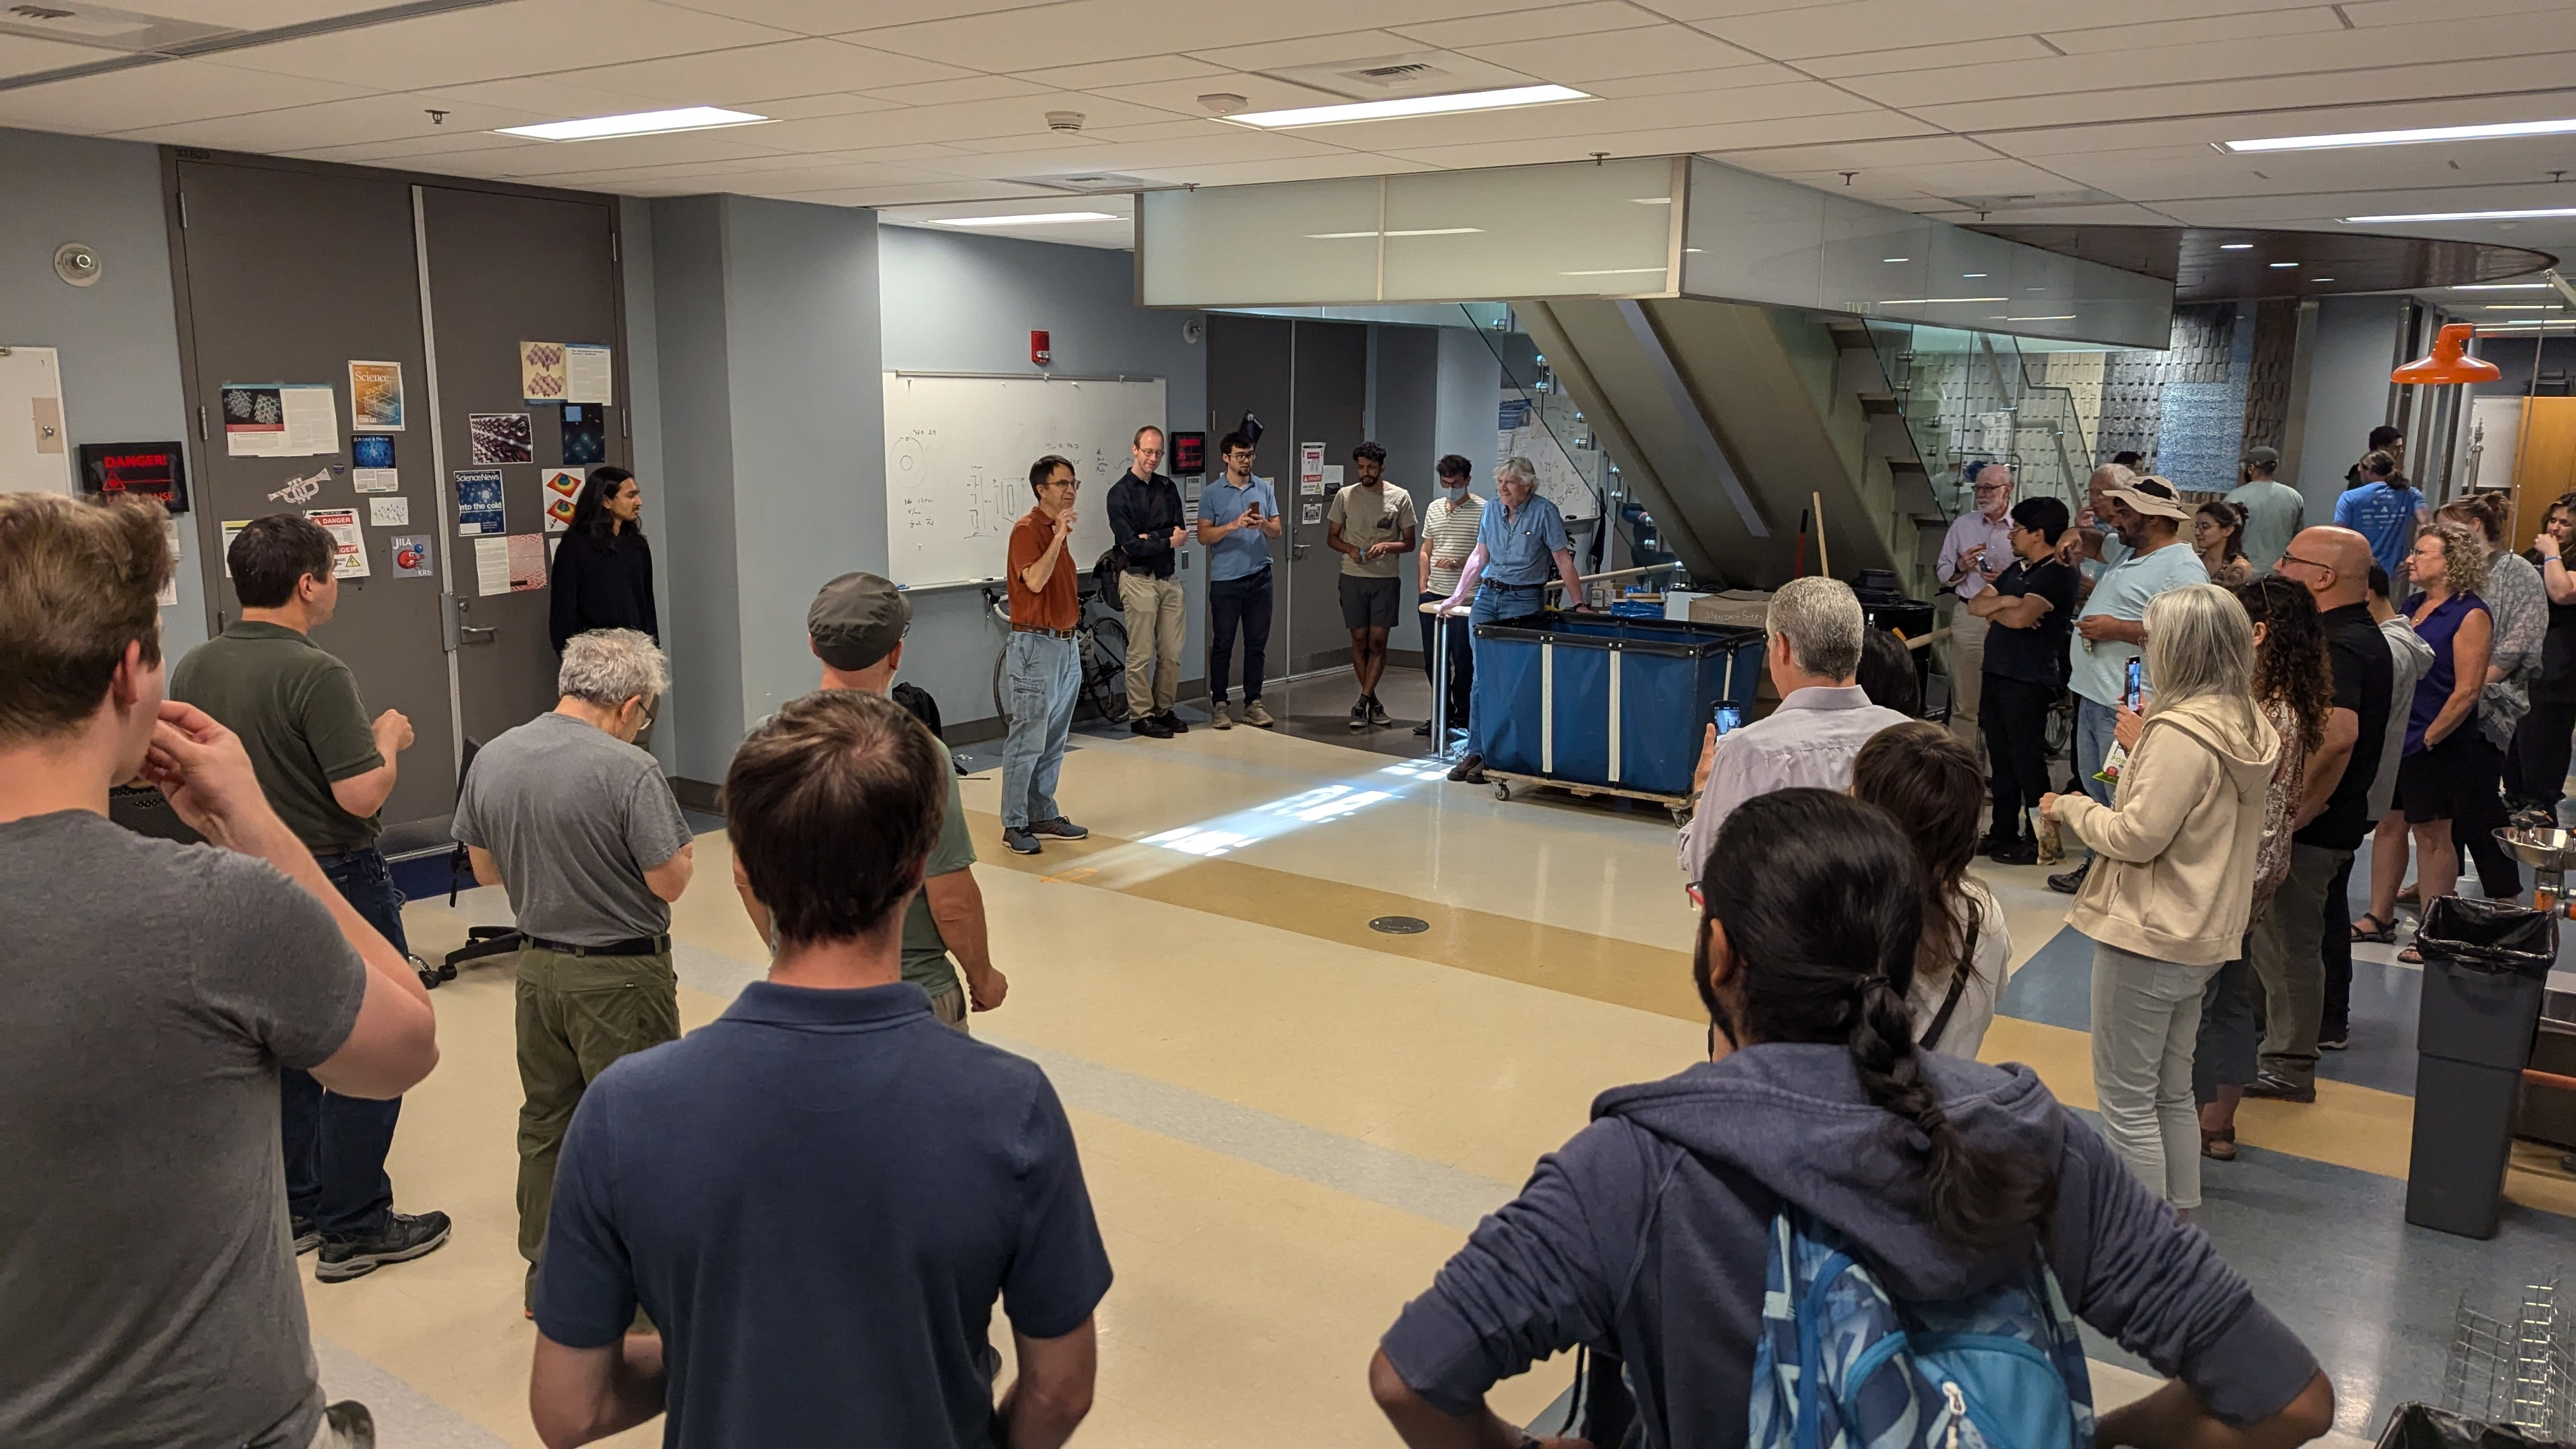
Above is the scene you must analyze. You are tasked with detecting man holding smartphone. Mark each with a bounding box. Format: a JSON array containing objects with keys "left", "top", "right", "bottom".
[{"left": 1198, "top": 431, "right": 1281, "bottom": 730}]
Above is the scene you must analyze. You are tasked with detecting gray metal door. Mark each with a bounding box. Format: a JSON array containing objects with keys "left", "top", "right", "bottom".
[
  {"left": 167, "top": 157, "right": 457, "bottom": 842},
  {"left": 1287, "top": 320, "right": 1368, "bottom": 676},
  {"left": 416, "top": 184, "right": 628, "bottom": 749},
  {"left": 1204, "top": 312, "right": 1294, "bottom": 676}
]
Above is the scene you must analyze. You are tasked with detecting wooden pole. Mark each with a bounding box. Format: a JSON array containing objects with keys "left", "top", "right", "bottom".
[{"left": 1811, "top": 491, "right": 1829, "bottom": 578}]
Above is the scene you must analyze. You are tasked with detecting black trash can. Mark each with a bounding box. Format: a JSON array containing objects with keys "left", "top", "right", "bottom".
[
  {"left": 2374, "top": 1402, "right": 2554, "bottom": 1449},
  {"left": 2407, "top": 896, "right": 2557, "bottom": 1239}
]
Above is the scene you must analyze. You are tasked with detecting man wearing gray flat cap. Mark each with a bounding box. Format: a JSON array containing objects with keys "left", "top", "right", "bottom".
[{"left": 800, "top": 572, "right": 1011, "bottom": 1029}]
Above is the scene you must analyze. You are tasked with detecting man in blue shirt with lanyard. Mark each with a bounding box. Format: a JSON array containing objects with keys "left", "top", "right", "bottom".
[{"left": 1432, "top": 456, "right": 1584, "bottom": 784}]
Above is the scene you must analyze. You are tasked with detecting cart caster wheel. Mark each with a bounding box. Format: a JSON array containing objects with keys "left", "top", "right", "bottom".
[
  {"left": 1494, "top": 781, "right": 1512, "bottom": 801},
  {"left": 1669, "top": 805, "right": 1689, "bottom": 825},
  {"left": 418, "top": 967, "right": 441, "bottom": 990}
]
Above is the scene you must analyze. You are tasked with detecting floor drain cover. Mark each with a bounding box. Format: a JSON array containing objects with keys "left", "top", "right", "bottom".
[{"left": 1370, "top": 916, "right": 1430, "bottom": 935}]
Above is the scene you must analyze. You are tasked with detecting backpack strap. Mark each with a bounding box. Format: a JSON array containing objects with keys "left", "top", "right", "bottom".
[{"left": 1917, "top": 907, "right": 1981, "bottom": 1052}]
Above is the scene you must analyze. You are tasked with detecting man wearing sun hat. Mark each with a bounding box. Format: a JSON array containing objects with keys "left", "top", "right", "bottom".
[
  {"left": 2227, "top": 446, "right": 2306, "bottom": 576},
  {"left": 2050, "top": 474, "right": 2209, "bottom": 894}
]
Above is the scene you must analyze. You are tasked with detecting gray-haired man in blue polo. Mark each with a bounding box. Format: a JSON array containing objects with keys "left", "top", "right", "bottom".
[{"left": 1432, "top": 456, "right": 1584, "bottom": 784}]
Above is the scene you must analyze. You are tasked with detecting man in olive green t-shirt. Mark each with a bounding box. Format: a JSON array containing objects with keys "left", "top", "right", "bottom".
[
  {"left": 797, "top": 571, "right": 1008, "bottom": 1027},
  {"left": 169, "top": 514, "right": 449, "bottom": 1282}
]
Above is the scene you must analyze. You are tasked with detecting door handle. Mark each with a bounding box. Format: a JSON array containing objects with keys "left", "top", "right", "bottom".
[
  {"left": 1291, "top": 543, "right": 1311, "bottom": 560},
  {"left": 459, "top": 625, "right": 497, "bottom": 644}
]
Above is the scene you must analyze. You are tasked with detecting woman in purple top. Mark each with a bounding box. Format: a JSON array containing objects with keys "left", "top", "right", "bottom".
[{"left": 2365, "top": 520, "right": 2494, "bottom": 961}]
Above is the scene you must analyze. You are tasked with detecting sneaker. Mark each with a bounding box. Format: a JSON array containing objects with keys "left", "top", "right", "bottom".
[
  {"left": 1241, "top": 700, "right": 1275, "bottom": 729},
  {"left": 1158, "top": 709, "right": 1189, "bottom": 735},
  {"left": 1367, "top": 696, "right": 1391, "bottom": 727},
  {"left": 1976, "top": 832, "right": 2018, "bottom": 858},
  {"left": 2318, "top": 1034, "right": 2350, "bottom": 1052},
  {"left": 1411, "top": 721, "right": 1433, "bottom": 737},
  {"left": 1028, "top": 816, "right": 1089, "bottom": 840},
  {"left": 1209, "top": 702, "right": 1233, "bottom": 730},
  {"left": 1446, "top": 752, "right": 1486, "bottom": 784},
  {"left": 2243, "top": 1072, "right": 2317, "bottom": 1103},
  {"left": 1349, "top": 696, "right": 1370, "bottom": 730},
  {"left": 314, "top": 1210, "right": 451, "bottom": 1283},
  {"left": 2046, "top": 859, "right": 2090, "bottom": 895},
  {"left": 1989, "top": 838, "right": 2039, "bottom": 866},
  {"left": 1002, "top": 827, "right": 1043, "bottom": 855},
  {"left": 1131, "top": 715, "right": 1173, "bottom": 739},
  {"left": 291, "top": 1218, "right": 321, "bottom": 1256}
]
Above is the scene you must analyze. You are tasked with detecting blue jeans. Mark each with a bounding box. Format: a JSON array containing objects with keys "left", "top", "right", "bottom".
[
  {"left": 1208, "top": 569, "right": 1272, "bottom": 705},
  {"left": 1002, "top": 631, "right": 1080, "bottom": 829},
  {"left": 284, "top": 846, "right": 407, "bottom": 1239},
  {"left": 1465, "top": 583, "right": 1546, "bottom": 758},
  {"left": 2073, "top": 694, "right": 2119, "bottom": 861}
]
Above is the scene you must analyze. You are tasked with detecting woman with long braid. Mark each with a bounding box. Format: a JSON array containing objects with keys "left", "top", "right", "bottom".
[{"left": 1367, "top": 789, "right": 2329, "bottom": 1449}]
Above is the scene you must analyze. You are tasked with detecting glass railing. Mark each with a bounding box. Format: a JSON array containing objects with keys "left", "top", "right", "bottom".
[
  {"left": 1863, "top": 322, "right": 2101, "bottom": 518},
  {"left": 1456, "top": 304, "right": 1683, "bottom": 596}
]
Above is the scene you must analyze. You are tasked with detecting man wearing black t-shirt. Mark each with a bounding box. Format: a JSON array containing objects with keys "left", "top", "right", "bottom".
[
  {"left": 1969, "top": 496, "right": 2075, "bottom": 864},
  {"left": 2256, "top": 526, "right": 2391, "bottom": 1101}
]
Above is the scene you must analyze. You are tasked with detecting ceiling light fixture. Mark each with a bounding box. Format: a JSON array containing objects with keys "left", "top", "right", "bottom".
[
  {"left": 1630, "top": 196, "right": 1673, "bottom": 205},
  {"left": 929, "top": 211, "right": 1121, "bottom": 227},
  {"left": 2312, "top": 277, "right": 2336, "bottom": 282},
  {"left": 2225, "top": 116, "right": 2576, "bottom": 153},
  {"left": 2219, "top": 243, "right": 2255, "bottom": 250},
  {"left": 2453, "top": 282, "right": 2554, "bottom": 289},
  {"left": 2485, "top": 303, "right": 2561, "bottom": 309},
  {"left": 1962, "top": 272, "right": 1988, "bottom": 278},
  {"left": 1882, "top": 256, "right": 1910, "bottom": 263},
  {"left": 1225, "top": 84, "right": 1589, "bottom": 128},
  {"left": 2392, "top": 321, "right": 2501, "bottom": 385},
  {"left": 1561, "top": 267, "right": 1669, "bottom": 276},
  {"left": 1303, "top": 227, "right": 1483, "bottom": 239},
  {"left": 2269, "top": 261, "right": 2299, "bottom": 268},
  {"left": 2345, "top": 206, "right": 2576, "bottom": 223},
  {"left": 497, "top": 105, "right": 767, "bottom": 141},
  {"left": 1879, "top": 297, "right": 2009, "bottom": 305}
]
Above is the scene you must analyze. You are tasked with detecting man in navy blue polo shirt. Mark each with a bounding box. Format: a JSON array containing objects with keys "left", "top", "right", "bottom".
[
  {"left": 526, "top": 689, "right": 1112, "bottom": 1448},
  {"left": 1432, "top": 456, "right": 1585, "bottom": 783}
]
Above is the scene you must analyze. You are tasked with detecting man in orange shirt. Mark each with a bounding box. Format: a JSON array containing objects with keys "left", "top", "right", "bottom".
[{"left": 999, "top": 455, "right": 1092, "bottom": 856}]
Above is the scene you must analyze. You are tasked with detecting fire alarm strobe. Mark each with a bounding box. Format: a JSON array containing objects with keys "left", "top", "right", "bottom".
[{"left": 1031, "top": 330, "right": 1052, "bottom": 367}]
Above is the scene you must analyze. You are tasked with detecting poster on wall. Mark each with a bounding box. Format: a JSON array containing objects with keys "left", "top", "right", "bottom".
[
  {"left": 390, "top": 534, "right": 433, "bottom": 578},
  {"left": 305, "top": 508, "right": 370, "bottom": 579},
  {"left": 220, "top": 519, "right": 249, "bottom": 577},
  {"left": 470, "top": 412, "right": 533, "bottom": 464},
  {"left": 78, "top": 442, "right": 188, "bottom": 513},
  {"left": 220, "top": 385, "right": 285, "bottom": 456},
  {"left": 542, "top": 467, "right": 583, "bottom": 531},
  {"left": 560, "top": 404, "right": 604, "bottom": 467},
  {"left": 455, "top": 469, "right": 505, "bottom": 534},
  {"left": 367, "top": 496, "right": 408, "bottom": 528},
  {"left": 351, "top": 434, "right": 397, "bottom": 492},
  {"left": 474, "top": 534, "right": 511, "bottom": 595},
  {"left": 507, "top": 532, "right": 548, "bottom": 593},
  {"left": 521, "top": 342, "right": 567, "bottom": 402},
  {"left": 348, "top": 361, "right": 404, "bottom": 430},
  {"left": 565, "top": 344, "right": 612, "bottom": 406}
]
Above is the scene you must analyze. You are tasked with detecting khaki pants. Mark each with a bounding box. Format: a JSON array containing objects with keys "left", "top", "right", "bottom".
[
  {"left": 2253, "top": 843, "right": 2343, "bottom": 1089},
  {"left": 1119, "top": 571, "right": 1186, "bottom": 718},
  {"left": 516, "top": 946, "right": 680, "bottom": 1269},
  {"left": 930, "top": 985, "right": 969, "bottom": 1032},
  {"left": 1945, "top": 608, "right": 1988, "bottom": 755}
]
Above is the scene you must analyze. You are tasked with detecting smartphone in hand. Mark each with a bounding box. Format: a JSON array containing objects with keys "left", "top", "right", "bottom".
[
  {"left": 2123, "top": 657, "right": 2143, "bottom": 711},
  {"left": 1713, "top": 701, "right": 1744, "bottom": 735}
]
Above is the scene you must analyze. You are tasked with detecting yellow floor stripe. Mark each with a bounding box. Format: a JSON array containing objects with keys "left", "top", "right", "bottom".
[{"left": 966, "top": 809, "right": 2576, "bottom": 1213}]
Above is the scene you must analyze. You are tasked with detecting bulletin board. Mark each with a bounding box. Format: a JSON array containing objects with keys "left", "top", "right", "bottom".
[
  {"left": 0, "top": 346, "right": 73, "bottom": 494},
  {"left": 881, "top": 372, "right": 1165, "bottom": 589}
]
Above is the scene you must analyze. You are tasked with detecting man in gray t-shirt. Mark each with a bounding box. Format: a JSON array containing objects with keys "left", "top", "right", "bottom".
[
  {"left": 451, "top": 628, "right": 694, "bottom": 1285},
  {"left": 0, "top": 491, "right": 436, "bottom": 1448}
]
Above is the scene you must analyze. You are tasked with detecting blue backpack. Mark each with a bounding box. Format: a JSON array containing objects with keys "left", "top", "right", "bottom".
[{"left": 1747, "top": 1210, "right": 2094, "bottom": 1449}]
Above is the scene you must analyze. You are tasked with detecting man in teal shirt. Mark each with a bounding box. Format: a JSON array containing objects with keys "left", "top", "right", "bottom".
[{"left": 805, "top": 572, "right": 1005, "bottom": 1027}]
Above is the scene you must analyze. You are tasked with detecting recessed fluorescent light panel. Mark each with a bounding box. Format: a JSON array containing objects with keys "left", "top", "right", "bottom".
[
  {"left": 931, "top": 211, "right": 1120, "bottom": 227},
  {"left": 2269, "top": 261, "right": 2299, "bottom": 268},
  {"left": 1304, "top": 227, "right": 1483, "bottom": 240},
  {"left": 2345, "top": 206, "right": 2576, "bottom": 223},
  {"left": 498, "top": 106, "right": 765, "bottom": 141},
  {"left": 2219, "top": 243, "right": 2255, "bottom": 250},
  {"left": 2454, "top": 282, "right": 2554, "bottom": 290},
  {"left": 1227, "top": 84, "right": 1588, "bottom": 128},
  {"left": 1880, "top": 297, "right": 2009, "bottom": 305},
  {"left": 2225, "top": 117, "right": 2576, "bottom": 153}
]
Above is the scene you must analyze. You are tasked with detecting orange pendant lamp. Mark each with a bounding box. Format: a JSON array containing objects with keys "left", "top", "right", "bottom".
[{"left": 2391, "top": 321, "right": 2501, "bottom": 385}]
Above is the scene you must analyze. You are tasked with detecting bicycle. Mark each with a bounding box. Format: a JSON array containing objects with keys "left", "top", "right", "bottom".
[{"left": 985, "top": 581, "right": 1129, "bottom": 728}]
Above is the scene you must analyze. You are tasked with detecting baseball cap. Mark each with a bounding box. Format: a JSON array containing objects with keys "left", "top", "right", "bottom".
[
  {"left": 2242, "top": 445, "right": 2281, "bottom": 469},
  {"left": 808, "top": 571, "right": 910, "bottom": 671},
  {"left": 2103, "top": 475, "right": 2191, "bottom": 521}
]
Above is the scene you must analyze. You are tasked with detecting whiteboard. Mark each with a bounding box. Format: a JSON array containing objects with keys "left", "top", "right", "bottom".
[
  {"left": 883, "top": 373, "right": 1167, "bottom": 589},
  {"left": 0, "top": 346, "right": 73, "bottom": 494}
]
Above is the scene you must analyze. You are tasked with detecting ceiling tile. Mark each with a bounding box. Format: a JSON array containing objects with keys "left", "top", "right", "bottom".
[
  {"left": 1716, "top": 134, "right": 2002, "bottom": 173},
  {"left": 208, "top": 0, "right": 801, "bottom": 88},
  {"left": 2340, "top": 0, "right": 2568, "bottom": 25},
  {"left": 1181, "top": 29, "right": 1437, "bottom": 73},
  {"left": 105, "top": 91, "right": 558, "bottom": 151},
  {"left": 1460, "top": 24, "right": 1765, "bottom": 84},
  {"left": 1077, "top": 72, "right": 1372, "bottom": 118},
  {"left": 0, "top": 32, "right": 118, "bottom": 80},
  {"left": 541, "top": 38, "right": 974, "bottom": 105},
  {"left": 475, "top": 130, "right": 793, "bottom": 178},
  {"left": 663, "top": 0, "right": 1058, "bottom": 36},
  {"left": 1008, "top": 54, "right": 1232, "bottom": 91},
  {"left": 1280, "top": 79, "right": 1876, "bottom": 155},
  {"left": 747, "top": 89, "right": 1185, "bottom": 151},
  {"left": 1799, "top": 35, "right": 2057, "bottom": 79},
  {"left": 402, "top": 73, "right": 655, "bottom": 119},
  {"left": 1690, "top": 0, "right": 2312, "bottom": 59},
  {"left": 848, "top": 0, "right": 1548, "bottom": 73},
  {"left": 856, "top": 74, "right": 1057, "bottom": 107},
  {"left": 1390, "top": 1, "right": 1659, "bottom": 49},
  {"left": 1916, "top": 50, "right": 2576, "bottom": 131},
  {"left": 1127, "top": 152, "right": 1439, "bottom": 186},
  {"left": 0, "top": 57, "right": 372, "bottom": 134},
  {"left": 939, "top": 130, "right": 1109, "bottom": 155},
  {"left": 279, "top": 132, "right": 540, "bottom": 164},
  {"left": 742, "top": 91, "right": 912, "bottom": 121},
  {"left": 1584, "top": 61, "right": 1810, "bottom": 96},
  {"left": 2041, "top": 6, "right": 2344, "bottom": 54},
  {"left": 97, "top": 1, "right": 404, "bottom": 24},
  {"left": 1975, "top": 88, "right": 2576, "bottom": 157},
  {"left": 1381, "top": 108, "right": 1936, "bottom": 167},
  {"left": 765, "top": 179, "right": 1064, "bottom": 205}
]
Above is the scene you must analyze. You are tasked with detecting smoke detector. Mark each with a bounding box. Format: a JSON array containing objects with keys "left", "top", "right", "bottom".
[
  {"left": 1198, "top": 93, "right": 1247, "bottom": 116},
  {"left": 1045, "top": 111, "right": 1084, "bottom": 133},
  {"left": 53, "top": 241, "right": 99, "bottom": 287}
]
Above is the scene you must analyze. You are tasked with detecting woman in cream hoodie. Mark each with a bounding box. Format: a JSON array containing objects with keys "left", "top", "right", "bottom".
[{"left": 2041, "top": 584, "right": 2280, "bottom": 1215}]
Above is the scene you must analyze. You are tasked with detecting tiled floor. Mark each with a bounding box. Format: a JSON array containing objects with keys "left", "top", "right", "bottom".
[{"left": 332, "top": 679, "right": 2551, "bottom": 1445}]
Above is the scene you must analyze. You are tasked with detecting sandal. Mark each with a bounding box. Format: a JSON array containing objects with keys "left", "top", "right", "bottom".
[
  {"left": 2398, "top": 944, "right": 2423, "bottom": 965},
  {"left": 2350, "top": 912, "right": 2398, "bottom": 944},
  {"left": 2201, "top": 1125, "right": 2237, "bottom": 1162}
]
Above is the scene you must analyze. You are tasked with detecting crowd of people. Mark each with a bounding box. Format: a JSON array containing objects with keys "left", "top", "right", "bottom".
[{"left": 4, "top": 475, "right": 2348, "bottom": 1449}]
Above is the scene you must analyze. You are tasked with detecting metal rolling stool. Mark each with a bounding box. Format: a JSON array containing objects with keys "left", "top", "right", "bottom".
[{"left": 1422, "top": 597, "right": 1464, "bottom": 763}]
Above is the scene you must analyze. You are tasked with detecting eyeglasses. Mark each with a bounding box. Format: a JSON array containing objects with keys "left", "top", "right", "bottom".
[{"left": 2276, "top": 551, "right": 2331, "bottom": 574}]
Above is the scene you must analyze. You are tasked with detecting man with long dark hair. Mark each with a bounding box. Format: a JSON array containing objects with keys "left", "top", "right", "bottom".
[{"left": 550, "top": 466, "right": 659, "bottom": 654}]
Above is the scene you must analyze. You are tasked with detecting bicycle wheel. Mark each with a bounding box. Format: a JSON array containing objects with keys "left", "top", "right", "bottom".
[
  {"left": 2043, "top": 694, "right": 2073, "bottom": 761},
  {"left": 993, "top": 648, "right": 1011, "bottom": 726},
  {"left": 1083, "top": 614, "right": 1129, "bottom": 723}
]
